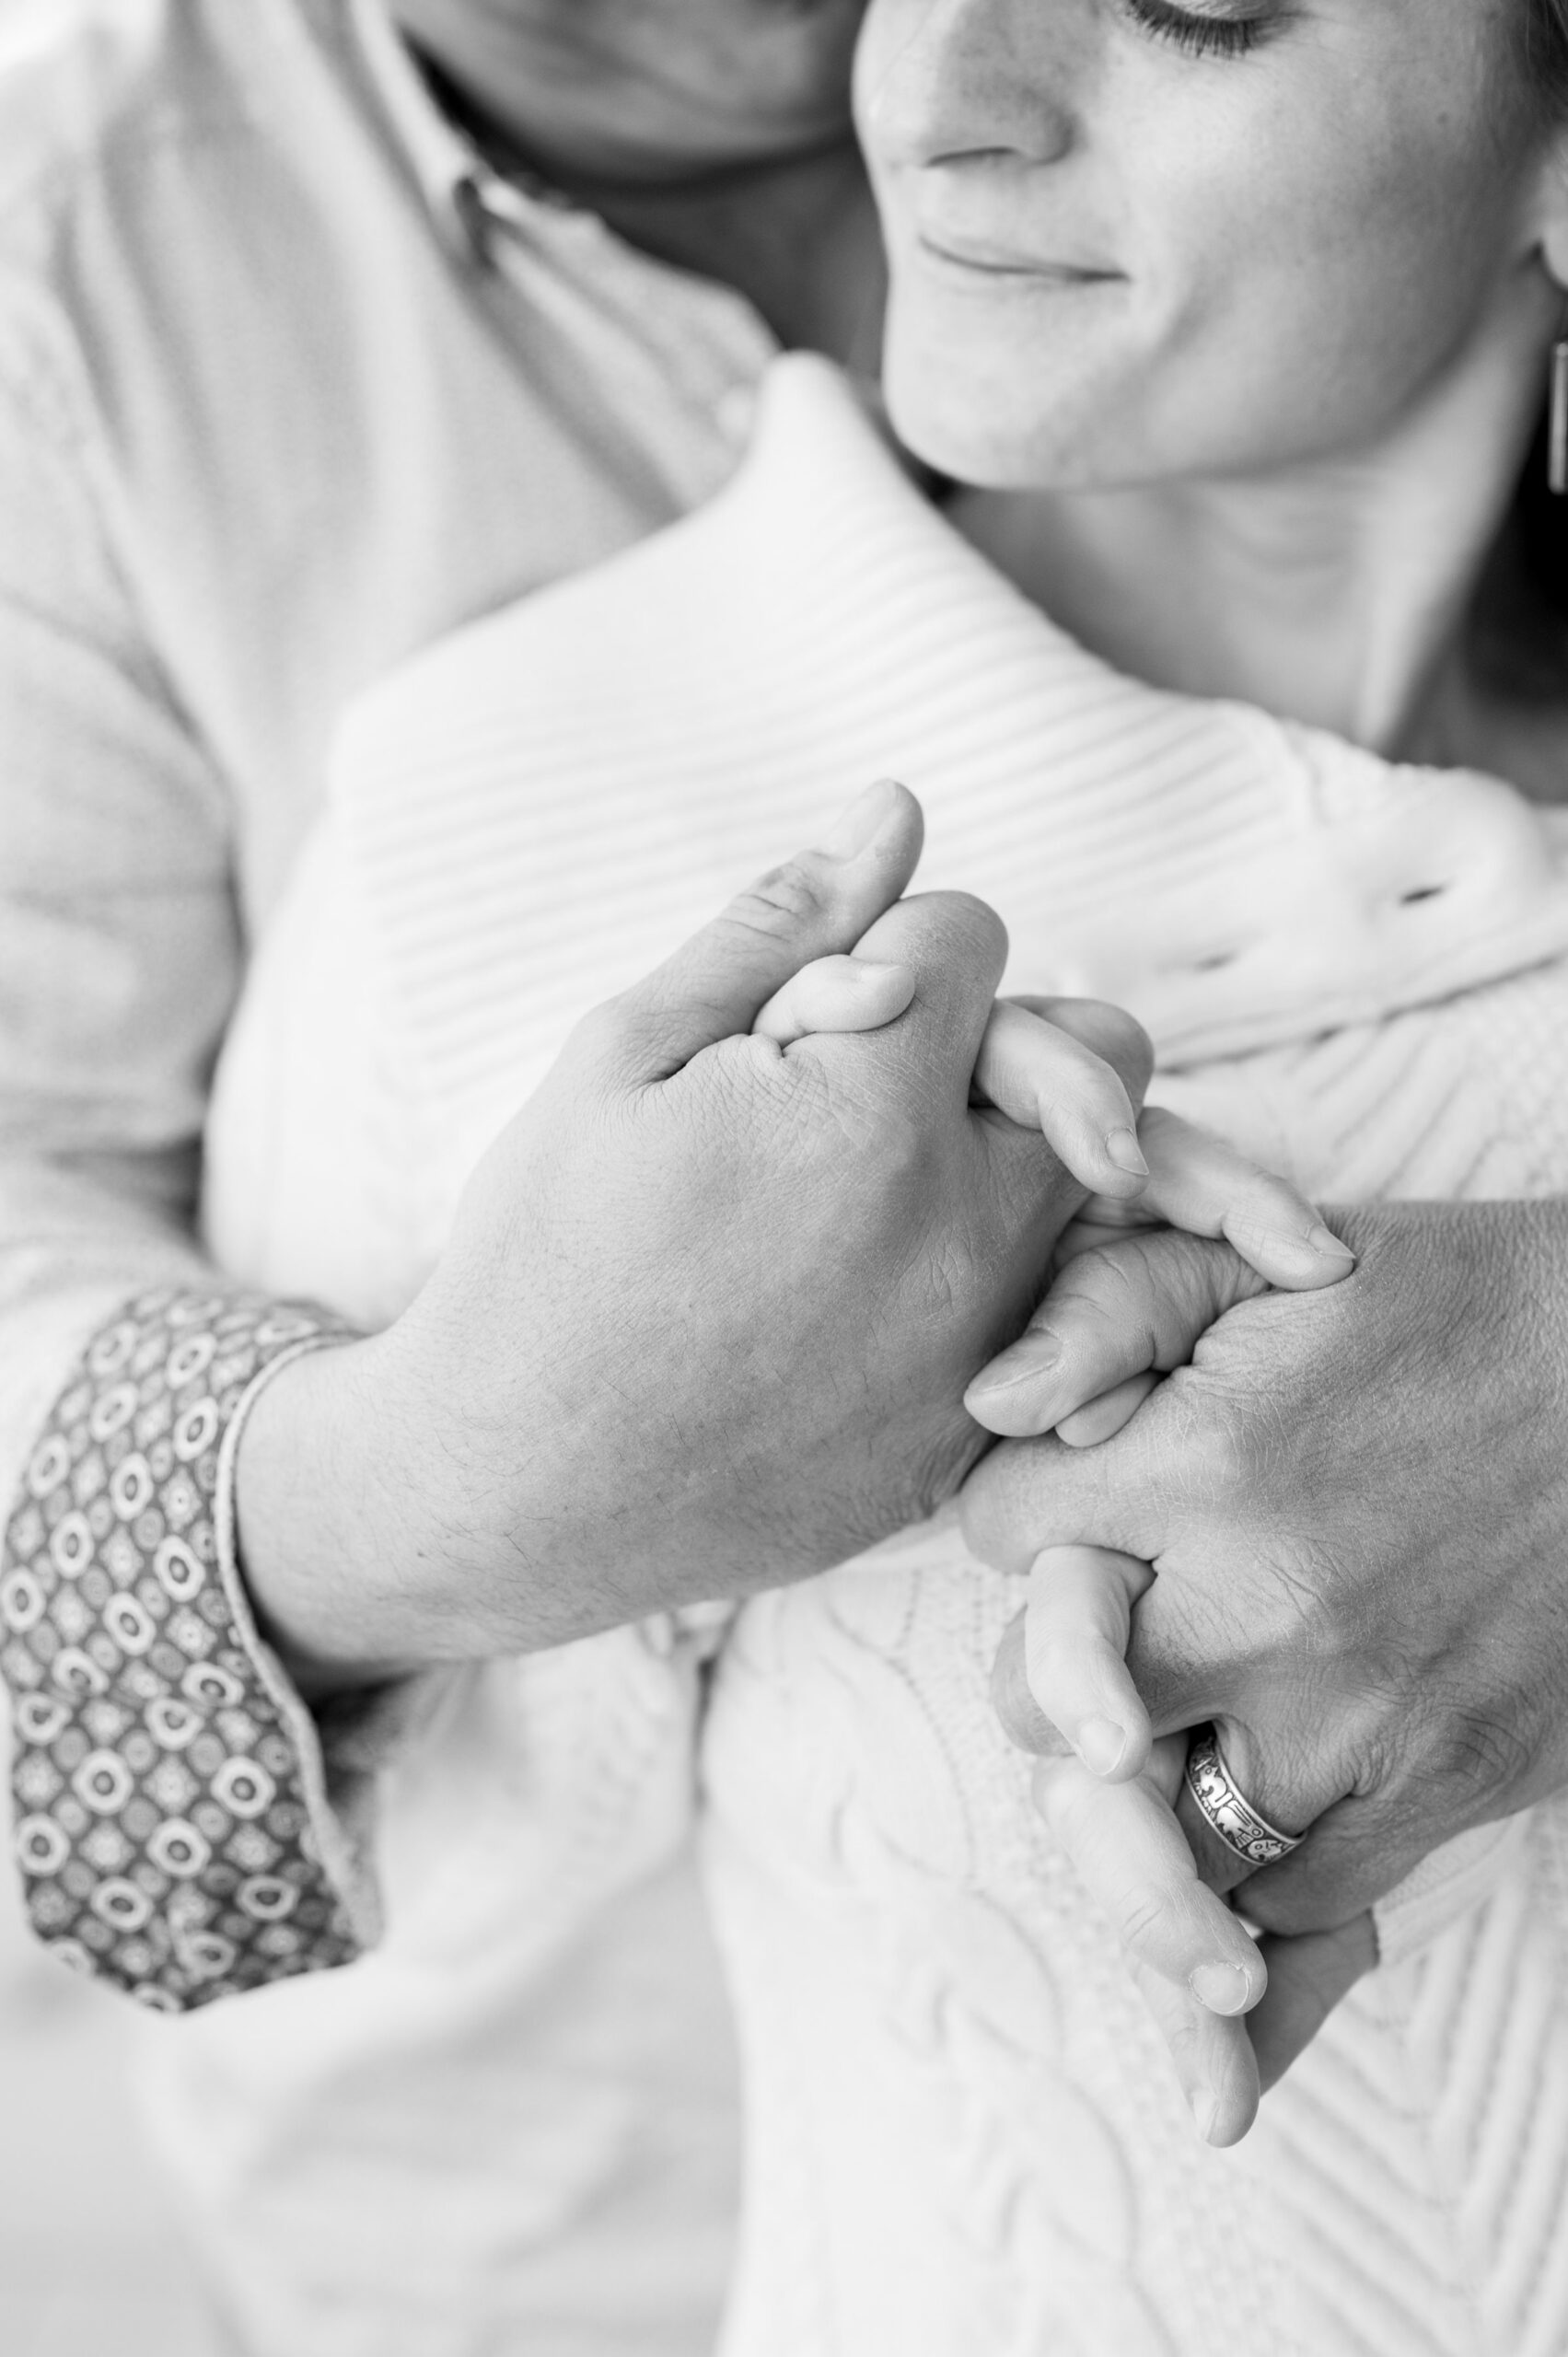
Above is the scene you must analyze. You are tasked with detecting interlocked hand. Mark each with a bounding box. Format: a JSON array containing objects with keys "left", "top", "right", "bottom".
[{"left": 963, "top": 1200, "right": 1568, "bottom": 2137}]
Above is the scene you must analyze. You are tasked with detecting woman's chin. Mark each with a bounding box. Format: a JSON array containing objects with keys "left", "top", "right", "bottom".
[
  {"left": 879, "top": 367, "right": 1102, "bottom": 493},
  {"left": 877, "top": 284, "right": 1150, "bottom": 491}
]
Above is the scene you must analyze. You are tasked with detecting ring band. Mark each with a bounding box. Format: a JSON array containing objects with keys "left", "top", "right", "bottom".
[{"left": 1183, "top": 1725, "right": 1303, "bottom": 1866}]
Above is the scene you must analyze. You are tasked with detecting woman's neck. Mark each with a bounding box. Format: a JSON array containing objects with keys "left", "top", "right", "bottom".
[{"left": 950, "top": 277, "right": 1561, "bottom": 758}]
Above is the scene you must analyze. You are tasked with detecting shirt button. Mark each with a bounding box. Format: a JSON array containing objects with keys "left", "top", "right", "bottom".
[{"left": 452, "top": 174, "right": 494, "bottom": 260}]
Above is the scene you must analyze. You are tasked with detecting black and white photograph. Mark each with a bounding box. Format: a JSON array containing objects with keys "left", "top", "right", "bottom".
[{"left": 5, "top": 2, "right": 1568, "bottom": 2351}]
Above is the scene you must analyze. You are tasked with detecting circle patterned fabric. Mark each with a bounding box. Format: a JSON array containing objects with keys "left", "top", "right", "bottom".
[{"left": 3, "top": 1286, "right": 363, "bottom": 2008}]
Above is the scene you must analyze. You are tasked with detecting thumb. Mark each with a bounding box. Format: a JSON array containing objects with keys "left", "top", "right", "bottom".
[{"left": 605, "top": 779, "right": 923, "bottom": 1079}]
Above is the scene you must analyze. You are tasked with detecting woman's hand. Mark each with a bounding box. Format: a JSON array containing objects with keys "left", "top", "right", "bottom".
[
  {"left": 751, "top": 977, "right": 1376, "bottom": 2139},
  {"left": 994, "top": 1539, "right": 1378, "bottom": 2142},
  {"left": 966, "top": 1102, "right": 1354, "bottom": 1444},
  {"left": 967, "top": 1124, "right": 1360, "bottom": 2137},
  {"left": 961, "top": 1200, "right": 1568, "bottom": 2111}
]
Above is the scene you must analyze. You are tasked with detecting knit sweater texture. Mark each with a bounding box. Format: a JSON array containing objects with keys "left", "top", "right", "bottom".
[{"left": 195, "top": 355, "right": 1568, "bottom": 2357}]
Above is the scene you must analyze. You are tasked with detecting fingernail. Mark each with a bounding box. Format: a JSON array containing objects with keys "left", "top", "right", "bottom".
[
  {"left": 1249, "top": 1230, "right": 1342, "bottom": 1282},
  {"left": 846, "top": 958, "right": 907, "bottom": 987},
  {"left": 1307, "top": 1222, "right": 1354, "bottom": 1262},
  {"left": 970, "top": 1334, "right": 1063, "bottom": 1394},
  {"left": 819, "top": 778, "right": 899, "bottom": 860},
  {"left": 1189, "top": 1962, "right": 1251, "bottom": 2016},
  {"left": 1077, "top": 1716, "right": 1127, "bottom": 1777},
  {"left": 1192, "top": 2087, "right": 1225, "bottom": 2143},
  {"left": 1105, "top": 1128, "right": 1148, "bottom": 1178}
]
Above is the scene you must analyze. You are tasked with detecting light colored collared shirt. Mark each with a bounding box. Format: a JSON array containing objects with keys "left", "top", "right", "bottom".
[
  {"left": 0, "top": 0, "right": 772, "bottom": 1509},
  {"left": 0, "top": 3, "right": 776, "bottom": 2346}
]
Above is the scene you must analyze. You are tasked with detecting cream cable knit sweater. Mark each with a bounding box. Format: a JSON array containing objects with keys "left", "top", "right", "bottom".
[{"left": 193, "top": 356, "right": 1568, "bottom": 2356}]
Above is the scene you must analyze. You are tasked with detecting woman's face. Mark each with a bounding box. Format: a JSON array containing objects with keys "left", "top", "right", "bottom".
[{"left": 854, "top": 0, "right": 1564, "bottom": 488}]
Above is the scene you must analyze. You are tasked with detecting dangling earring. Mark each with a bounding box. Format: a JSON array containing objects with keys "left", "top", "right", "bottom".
[{"left": 1551, "top": 309, "right": 1568, "bottom": 496}]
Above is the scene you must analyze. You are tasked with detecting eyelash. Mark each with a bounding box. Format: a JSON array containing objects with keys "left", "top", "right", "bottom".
[{"left": 1122, "top": 0, "right": 1269, "bottom": 59}]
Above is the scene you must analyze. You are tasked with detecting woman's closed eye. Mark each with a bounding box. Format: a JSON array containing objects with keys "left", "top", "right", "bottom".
[{"left": 1121, "top": 0, "right": 1278, "bottom": 62}]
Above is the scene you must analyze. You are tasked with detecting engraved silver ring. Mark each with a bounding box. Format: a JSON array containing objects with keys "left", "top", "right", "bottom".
[{"left": 1183, "top": 1724, "right": 1304, "bottom": 1867}]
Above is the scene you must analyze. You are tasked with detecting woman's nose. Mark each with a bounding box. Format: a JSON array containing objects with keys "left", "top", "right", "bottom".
[{"left": 856, "top": 0, "right": 1080, "bottom": 172}]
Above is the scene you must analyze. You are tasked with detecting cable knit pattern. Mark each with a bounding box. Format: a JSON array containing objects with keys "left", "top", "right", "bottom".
[
  {"left": 192, "top": 353, "right": 1568, "bottom": 2351},
  {"left": 3, "top": 1286, "right": 372, "bottom": 2005}
]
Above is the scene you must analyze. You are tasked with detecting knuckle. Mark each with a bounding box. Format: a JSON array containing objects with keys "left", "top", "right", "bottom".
[
  {"left": 1030, "top": 1754, "right": 1086, "bottom": 1833},
  {"left": 1056, "top": 1244, "right": 1157, "bottom": 1341},
  {"left": 777, "top": 1052, "right": 930, "bottom": 1173},
  {"left": 1167, "top": 1397, "right": 1253, "bottom": 1502},
  {"left": 1142, "top": 1231, "right": 1235, "bottom": 1324},
  {"left": 871, "top": 1097, "right": 941, "bottom": 1189},
  {"left": 929, "top": 888, "right": 1010, "bottom": 964},
  {"left": 958, "top": 1436, "right": 1077, "bottom": 1572},
  {"left": 570, "top": 991, "right": 629, "bottom": 1049},
  {"left": 895, "top": 890, "right": 1011, "bottom": 997},
  {"left": 1421, "top": 1702, "right": 1535, "bottom": 1806},
  {"left": 728, "top": 858, "right": 835, "bottom": 941},
  {"left": 1243, "top": 1532, "right": 1346, "bottom": 1658},
  {"left": 1160, "top": 2012, "right": 1213, "bottom": 2074},
  {"left": 1116, "top": 1885, "right": 1180, "bottom": 1953},
  {"left": 1025, "top": 1630, "right": 1083, "bottom": 1703},
  {"left": 567, "top": 991, "right": 641, "bottom": 1074},
  {"left": 1182, "top": 1550, "right": 1344, "bottom": 1695},
  {"left": 758, "top": 1039, "right": 840, "bottom": 1135}
]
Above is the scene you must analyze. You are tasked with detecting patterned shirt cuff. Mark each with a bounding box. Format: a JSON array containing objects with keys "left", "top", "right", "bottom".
[{"left": 3, "top": 1285, "right": 375, "bottom": 2009}]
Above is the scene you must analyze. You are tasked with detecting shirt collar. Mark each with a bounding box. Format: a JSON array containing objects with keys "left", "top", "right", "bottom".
[{"left": 345, "top": 0, "right": 500, "bottom": 257}]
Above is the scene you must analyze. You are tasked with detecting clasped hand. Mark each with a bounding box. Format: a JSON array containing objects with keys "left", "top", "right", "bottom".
[
  {"left": 244, "top": 774, "right": 1568, "bottom": 2170},
  {"left": 242, "top": 773, "right": 1351, "bottom": 1727},
  {"left": 961, "top": 1193, "right": 1568, "bottom": 2144},
  {"left": 243, "top": 777, "right": 1166, "bottom": 1678}
]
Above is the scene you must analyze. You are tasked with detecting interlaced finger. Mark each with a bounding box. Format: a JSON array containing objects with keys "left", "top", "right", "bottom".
[
  {"left": 1017, "top": 1544, "right": 1155, "bottom": 1780},
  {"left": 971, "top": 997, "right": 1149, "bottom": 1201},
  {"left": 966, "top": 1109, "right": 1355, "bottom": 1440},
  {"left": 1054, "top": 1371, "right": 1158, "bottom": 1448},
  {"left": 1118, "top": 1106, "right": 1355, "bottom": 1291},
  {"left": 1031, "top": 1743, "right": 1267, "bottom": 2014},
  {"left": 966, "top": 1227, "right": 1268, "bottom": 1439},
  {"left": 1127, "top": 1953, "right": 1261, "bottom": 2146},
  {"left": 752, "top": 953, "right": 916, "bottom": 1043}
]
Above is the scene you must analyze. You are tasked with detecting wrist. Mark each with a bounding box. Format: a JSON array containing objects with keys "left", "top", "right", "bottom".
[{"left": 234, "top": 1331, "right": 456, "bottom": 1695}]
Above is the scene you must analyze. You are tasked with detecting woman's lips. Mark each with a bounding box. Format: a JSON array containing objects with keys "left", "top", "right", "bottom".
[{"left": 912, "top": 229, "right": 1121, "bottom": 284}]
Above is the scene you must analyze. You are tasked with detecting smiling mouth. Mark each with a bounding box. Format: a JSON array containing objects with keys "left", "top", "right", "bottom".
[{"left": 914, "top": 231, "right": 1121, "bottom": 284}]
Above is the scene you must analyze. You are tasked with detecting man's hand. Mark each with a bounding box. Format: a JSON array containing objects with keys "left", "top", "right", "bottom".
[
  {"left": 238, "top": 781, "right": 1149, "bottom": 1685},
  {"left": 961, "top": 1200, "right": 1568, "bottom": 2107}
]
